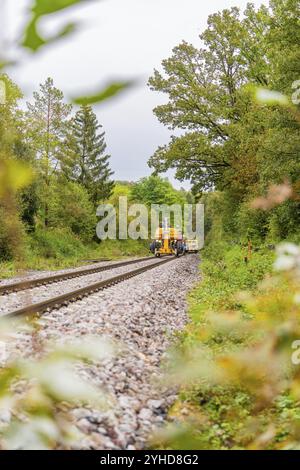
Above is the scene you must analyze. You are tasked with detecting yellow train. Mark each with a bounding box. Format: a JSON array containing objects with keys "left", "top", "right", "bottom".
[{"left": 150, "top": 226, "right": 185, "bottom": 257}]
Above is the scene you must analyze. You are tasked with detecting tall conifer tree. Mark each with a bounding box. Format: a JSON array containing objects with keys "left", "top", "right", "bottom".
[{"left": 64, "top": 105, "right": 114, "bottom": 205}]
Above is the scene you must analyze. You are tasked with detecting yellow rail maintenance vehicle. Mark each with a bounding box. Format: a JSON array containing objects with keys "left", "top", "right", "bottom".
[{"left": 150, "top": 222, "right": 185, "bottom": 258}]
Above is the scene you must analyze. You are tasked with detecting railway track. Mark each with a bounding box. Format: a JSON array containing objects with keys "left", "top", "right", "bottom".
[
  {"left": 0, "top": 256, "right": 156, "bottom": 296},
  {"left": 3, "top": 256, "right": 176, "bottom": 320}
]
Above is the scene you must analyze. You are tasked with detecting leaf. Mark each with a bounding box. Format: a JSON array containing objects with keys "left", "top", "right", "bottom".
[
  {"left": 5, "top": 418, "right": 60, "bottom": 450},
  {"left": 0, "top": 368, "right": 20, "bottom": 397},
  {"left": 274, "top": 243, "right": 300, "bottom": 272},
  {"left": 255, "top": 87, "right": 289, "bottom": 107},
  {"left": 72, "top": 81, "right": 135, "bottom": 105},
  {"left": 25, "top": 359, "right": 107, "bottom": 405},
  {"left": 22, "top": 18, "right": 77, "bottom": 52},
  {"left": 53, "top": 336, "right": 115, "bottom": 362},
  {"left": 22, "top": 0, "right": 87, "bottom": 52},
  {"left": 0, "top": 60, "right": 16, "bottom": 71},
  {"left": 55, "top": 22, "right": 78, "bottom": 40},
  {"left": 0, "top": 160, "right": 33, "bottom": 197},
  {"left": 22, "top": 19, "right": 46, "bottom": 52},
  {"left": 31, "top": 0, "right": 84, "bottom": 16}
]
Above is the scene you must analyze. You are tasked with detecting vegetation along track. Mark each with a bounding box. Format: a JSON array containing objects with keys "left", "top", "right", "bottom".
[
  {"left": 3, "top": 256, "right": 176, "bottom": 320},
  {"left": 0, "top": 257, "right": 156, "bottom": 296}
]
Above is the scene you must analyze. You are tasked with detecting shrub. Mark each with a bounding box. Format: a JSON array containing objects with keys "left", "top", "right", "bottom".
[
  {"left": 47, "top": 179, "right": 96, "bottom": 241},
  {"left": 29, "top": 227, "right": 90, "bottom": 261}
]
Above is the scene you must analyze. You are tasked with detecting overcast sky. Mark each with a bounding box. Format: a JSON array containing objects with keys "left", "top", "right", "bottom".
[{"left": 7, "top": 0, "right": 267, "bottom": 188}]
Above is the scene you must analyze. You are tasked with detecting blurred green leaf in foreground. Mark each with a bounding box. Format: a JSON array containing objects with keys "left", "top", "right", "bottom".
[{"left": 22, "top": 0, "right": 90, "bottom": 52}]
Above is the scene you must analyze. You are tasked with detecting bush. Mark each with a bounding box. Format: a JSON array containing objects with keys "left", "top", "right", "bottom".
[
  {"left": 267, "top": 200, "right": 300, "bottom": 242},
  {"left": 45, "top": 179, "right": 96, "bottom": 241},
  {"left": 28, "top": 227, "right": 95, "bottom": 265},
  {"left": 236, "top": 202, "right": 270, "bottom": 243},
  {"left": 0, "top": 205, "right": 25, "bottom": 262}
]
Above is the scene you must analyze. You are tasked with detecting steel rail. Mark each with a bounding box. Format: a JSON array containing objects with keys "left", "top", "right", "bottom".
[
  {"left": 0, "top": 257, "right": 155, "bottom": 296},
  {"left": 3, "top": 256, "right": 176, "bottom": 319}
]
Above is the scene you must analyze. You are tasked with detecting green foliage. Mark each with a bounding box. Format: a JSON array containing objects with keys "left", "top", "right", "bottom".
[
  {"left": 0, "top": 231, "right": 148, "bottom": 277},
  {"left": 29, "top": 227, "right": 93, "bottom": 262},
  {"left": 18, "top": 182, "right": 39, "bottom": 232},
  {"left": 157, "top": 67, "right": 300, "bottom": 447},
  {"left": 0, "top": 76, "right": 119, "bottom": 264},
  {"left": 0, "top": 74, "right": 189, "bottom": 267},
  {"left": 131, "top": 175, "right": 187, "bottom": 206},
  {"left": 1, "top": 82, "right": 111, "bottom": 266},
  {"left": 0, "top": 0, "right": 137, "bottom": 268},
  {"left": 0, "top": 207, "right": 25, "bottom": 262},
  {"left": 267, "top": 201, "right": 300, "bottom": 241},
  {"left": 149, "top": 0, "right": 300, "bottom": 240},
  {"left": 27, "top": 229, "right": 148, "bottom": 271},
  {"left": 107, "top": 181, "right": 132, "bottom": 205},
  {"left": 157, "top": 244, "right": 300, "bottom": 450},
  {"left": 63, "top": 105, "right": 114, "bottom": 205},
  {"left": 190, "top": 245, "right": 274, "bottom": 317},
  {"left": 22, "top": 0, "right": 83, "bottom": 52},
  {"left": 26, "top": 77, "right": 72, "bottom": 175},
  {"left": 26, "top": 77, "right": 72, "bottom": 227},
  {"left": 31, "top": 0, "right": 83, "bottom": 16},
  {"left": 93, "top": 239, "right": 149, "bottom": 259},
  {"left": 0, "top": 75, "right": 34, "bottom": 264},
  {"left": 130, "top": 175, "right": 190, "bottom": 232},
  {"left": 72, "top": 81, "right": 134, "bottom": 106},
  {"left": 47, "top": 179, "right": 96, "bottom": 240}
]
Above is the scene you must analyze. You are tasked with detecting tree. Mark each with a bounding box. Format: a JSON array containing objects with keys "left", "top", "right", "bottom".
[
  {"left": 14, "top": 137, "right": 39, "bottom": 232},
  {"left": 148, "top": 1, "right": 300, "bottom": 239},
  {"left": 147, "top": 5, "right": 277, "bottom": 193},
  {"left": 26, "top": 78, "right": 72, "bottom": 227},
  {"left": 63, "top": 105, "right": 114, "bottom": 205},
  {"left": 0, "top": 75, "right": 22, "bottom": 154},
  {"left": 131, "top": 175, "right": 186, "bottom": 207},
  {"left": 0, "top": 74, "right": 31, "bottom": 261}
]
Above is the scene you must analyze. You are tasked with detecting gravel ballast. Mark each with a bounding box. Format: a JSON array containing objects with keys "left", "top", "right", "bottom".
[
  {"left": 3, "top": 254, "right": 200, "bottom": 449},
  {"left": 0, "top": 257, "right": 150, "bottom": 287},
  {"left": 0, "top": 258, "right": 164, "bottom": 316}
]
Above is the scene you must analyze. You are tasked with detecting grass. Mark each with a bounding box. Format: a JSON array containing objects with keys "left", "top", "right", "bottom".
[
  {"left": 0, "top": 228, "right": 149, "bottom": 278},
  {"left": 163, "top": 243, "right": 279, "bottom": 450},
  {"left": 189, "top": 244, "right": 274, "bottom": 323}
]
